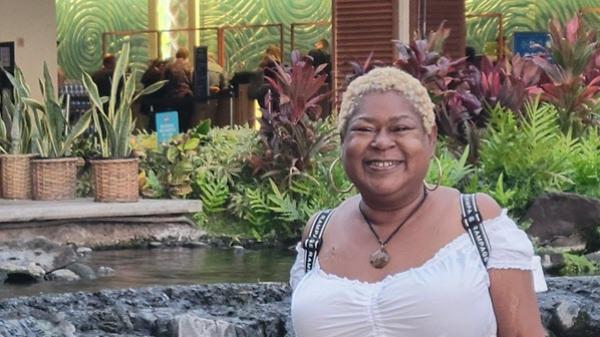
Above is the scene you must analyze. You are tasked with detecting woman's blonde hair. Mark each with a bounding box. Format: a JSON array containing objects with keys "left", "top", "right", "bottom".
[{"left": 338, "top": 67, "right": 435, "bottom": 140}]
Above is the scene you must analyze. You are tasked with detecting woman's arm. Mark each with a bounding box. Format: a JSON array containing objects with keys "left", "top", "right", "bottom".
[
  {"left": 489, "top": 269, "right": 545, "bottom": 337},
  {"left": 476, "top": 193, "right": 546, "bottom": 337}
]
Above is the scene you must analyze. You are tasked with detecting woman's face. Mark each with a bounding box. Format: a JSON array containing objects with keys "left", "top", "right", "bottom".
[{"left": 342, "top": 91, "right": 436, "bottom": 199}]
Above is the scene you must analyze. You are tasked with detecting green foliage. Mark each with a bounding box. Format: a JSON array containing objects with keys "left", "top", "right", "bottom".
[
  {"left": 139, "top": 119, "right": 351, "bottom": 240},
  {"left": 570, "top": 128, "right": 600, "bottom": 197},
  {"left": 560, "top": 252, "right": 598, "bottom": 276},
  {"left": 23, "top": 63, "right": 91, "bottom": 158},
  {"left": 427, "top": 142, "right": 474, "bottom": 189},
  {"left": 249, "top": 52, "right": 336, "bottom": 186},
  {"left": 139, "top": 121, "right": 211, "bottom": 199},
  {"left": 196, "top": 171, "right": 229, "bottom": 213},
  {"left": 0, "top": 67, "right": 35, "bottom": 154},
  {"left": 477, "top": 101, "right": 577, "bottom": 214},
  {"left": 82, "top": 41, "right": 166, "bottom": 158}
]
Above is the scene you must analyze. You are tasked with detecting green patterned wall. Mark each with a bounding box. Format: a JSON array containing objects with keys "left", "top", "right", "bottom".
[
  {"left": 466, "top": 0, "right": 600, "bottom": 54},
  {"left": 56, "top": 0, "right": 149, "bottom": 80},
  {"left": 196, "top": 0, "right": 331, "bottom": 73},
  {"left": 56, "top": 0, "right": 330, "bottom": 79}
]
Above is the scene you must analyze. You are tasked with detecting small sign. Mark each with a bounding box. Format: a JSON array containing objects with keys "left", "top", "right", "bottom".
[
  {"left": 513, "top": 32, "right": 551, "bottom": 58},
  {"left": 155, "top": 111, "right": 179, "bottom": 145}
]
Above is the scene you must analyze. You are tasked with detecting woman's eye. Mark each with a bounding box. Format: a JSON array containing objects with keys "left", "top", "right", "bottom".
[
  {"left": 391, "top": 125, "right": 411, "bottom": 132},
  {"left": 351, "top": 126, "right": 372, "bottom": 132}
]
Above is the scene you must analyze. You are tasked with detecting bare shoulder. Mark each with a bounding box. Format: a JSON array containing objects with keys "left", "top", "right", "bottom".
[
  {"left": 300, "top": 195, "right": 359, "bottom": 241},
  {"left": 474, "top": 192, "right": 502, "bottom": 220}
]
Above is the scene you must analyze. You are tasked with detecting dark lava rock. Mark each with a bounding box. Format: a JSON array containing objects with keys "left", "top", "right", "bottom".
[{"left": 0, "top": 283, "right": 291, "bottom": 337}]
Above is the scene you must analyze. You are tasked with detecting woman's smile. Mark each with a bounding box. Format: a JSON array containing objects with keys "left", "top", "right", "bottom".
[{"left": 365, "top": 159, "right": 404, "bottom": 171}]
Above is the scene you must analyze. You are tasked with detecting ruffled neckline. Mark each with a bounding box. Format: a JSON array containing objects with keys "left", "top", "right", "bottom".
[{"left": 313, "top": 209, "right": 509, "bottom": 286}]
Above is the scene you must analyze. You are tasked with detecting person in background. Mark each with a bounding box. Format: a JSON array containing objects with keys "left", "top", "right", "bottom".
[
  {"left": 91, "top": 54, "right": 117, "bottom": 98},
  {"left": 140, "top": 58, "right": 168, "bottom": 131},
  {"left": 308, "top": 38, "right": 331, "bottom": 84},
  {"left": 290, "top": 67, "right": 547, "bottom": 337},
  {"left": 254, "top": 45, "right": 282, "bottom": 109},
  {"left": 207, "top": 52, "right": 225, "bottom": 93},
  {"left": 308, "top": 38, "right": 332, "bottom": 118},
  {"left": 163, "top": 47, "right": 194, "bottom": 132}
]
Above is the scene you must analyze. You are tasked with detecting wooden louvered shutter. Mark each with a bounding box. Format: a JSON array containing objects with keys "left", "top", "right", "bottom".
[
  {"left": 424, "top": 0, "right": 465, "bottom": 59},
  {"left": 332, "top": 0, "right": 397, "bottom": 101}
]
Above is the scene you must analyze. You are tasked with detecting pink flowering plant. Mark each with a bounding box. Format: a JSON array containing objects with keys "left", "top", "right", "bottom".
[{"left": 248, "top": 51, "right": 336, "bottom": 185}]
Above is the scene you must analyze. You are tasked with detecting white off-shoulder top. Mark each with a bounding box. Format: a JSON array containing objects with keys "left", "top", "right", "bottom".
[{"left": 290, "top": 210, "right": 547, "bottom": 337}]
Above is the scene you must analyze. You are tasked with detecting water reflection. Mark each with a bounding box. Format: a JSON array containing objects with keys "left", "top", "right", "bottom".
[{"left": 0, "top": 247, "right": 295, "bottom": 299}]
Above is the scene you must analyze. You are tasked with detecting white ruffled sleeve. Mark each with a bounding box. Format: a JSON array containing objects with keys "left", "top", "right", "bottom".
[
  {"left": 486, "top": 210, "right": 548, "bottom": 292},
  {"left": 289, "top": 242, "right": 307, "bottom": 290}
]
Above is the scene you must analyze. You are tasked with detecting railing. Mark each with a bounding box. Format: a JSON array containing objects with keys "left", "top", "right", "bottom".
[
  {"left": 102, "top": 24, "right": 285, "bottom": 68},
  {"left": 465, "top": 13, "right": 504, "bottom": 59}
]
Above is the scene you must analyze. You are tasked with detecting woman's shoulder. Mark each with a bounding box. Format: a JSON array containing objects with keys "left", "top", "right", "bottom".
[{"left": 301, "top": 195, "right": 360, "bottom": 241}]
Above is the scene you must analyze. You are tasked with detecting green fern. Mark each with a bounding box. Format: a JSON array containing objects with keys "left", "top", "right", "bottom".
[{"left": 196, "top": 172, "right": 229, "bottom": 213}]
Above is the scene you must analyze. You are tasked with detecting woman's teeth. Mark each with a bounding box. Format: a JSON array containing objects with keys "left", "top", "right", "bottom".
[{"left": 369, "top": 160, "right": 400, "bottom": 168}]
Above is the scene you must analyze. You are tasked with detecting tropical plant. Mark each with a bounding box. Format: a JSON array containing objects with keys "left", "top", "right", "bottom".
[
  {"left": 468, "top": 55, "right": 543, "bottom": 116},
  {"left": 393, "top": 23, "right": 482, "bottom": 147},
  {"left": 248, "top": 51, "right": 337, "bottom": 186},
  {"left": 138, "top": 121, "right": 209, "bottom": 199},
  {"left": 0, "top": 67, "right": 35, "bottom": 154},
  {"left": 22, "top": 63, "right": 91, "bottom": 158},
  {"left": 533, "top": 15, "right": 600, "bottom": 132},
  {"left": 82, "top": 41, "right": 166, "bottom": 158},
  {"left": 344, "top": 51, "right": 386, "bottom": 85},
  {"left": 477, "top": 101, "right": 577, "bottom": 215}
]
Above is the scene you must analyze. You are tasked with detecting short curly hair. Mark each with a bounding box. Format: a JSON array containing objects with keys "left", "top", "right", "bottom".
[{"left": 338, "top": 67, "right": 435, "bottom": 140}]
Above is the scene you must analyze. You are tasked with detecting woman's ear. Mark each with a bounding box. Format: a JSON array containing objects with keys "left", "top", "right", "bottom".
[{"left": 427, "top": 124, "right": 438, "bottom": 151}]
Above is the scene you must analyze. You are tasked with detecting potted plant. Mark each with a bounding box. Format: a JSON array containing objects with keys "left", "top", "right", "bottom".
[
  {"left": 23, "top": 63, "right": 91, "bottom": 200},
  {"left": 82, "top": 41, "right": 165, "bottom": 202},
  {"left": 0, "top": 67, "right": 36, "bottom": 199}
]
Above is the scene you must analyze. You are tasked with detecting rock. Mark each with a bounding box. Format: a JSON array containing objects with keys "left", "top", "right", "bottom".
[
  {"left": 0, "top": 261, "right": 46, "bottom": 283},
  {"left": 540, "top": 253, "right": 566, "bottom": 273},
  {"left": 184, "top": 241, "right": 207, "bottom": 248},
  {"left": 538, "top": 277, "right": 600, "bottom": 337},
  {"left": 47, "top": 269, "right": 80, "bottom": 282},
  {"left": 77, "top": 247, "right": 93, "bottom": 256},
  {"left": 0, "top": 237, "right": 78, "bottom": 283},
  {"left": 0, "top": 283, "right": 291, "bottom": 336},
  {"left": 66, "top": 262, "right": 96, "bottom": 280},
  {"left": 149, "top": 241, "right": 163, "bottom": 248},
  {"left": 555, "top": 300, "right": 580, "bottom": 330},
  {"left": 585, "top": 251, "right": 600, "bottom": 265},
  {"left": 97, "top": 266, "right": 115, "bottom": 277},
  {"left": 232, "top": 245, "right": 245, "bottom": 254},
  {"left": 525, "top": 192, "right": 600, "bottom": 251},
  {"left": 174, "top": 314, "right": 241, "bottom": 337}
]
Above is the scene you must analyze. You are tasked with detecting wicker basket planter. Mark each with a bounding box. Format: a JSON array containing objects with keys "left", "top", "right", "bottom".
[
  {"left": 31, "top": 157, "right": 82, "bottom": 200},
  {"left": 90, "top": 158, "right": 139, "bottom": 202},
  {"left": 0, "top": 154, "right": 36, "bottom": 199}
]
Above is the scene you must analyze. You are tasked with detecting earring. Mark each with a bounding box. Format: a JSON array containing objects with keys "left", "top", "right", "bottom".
[
  {"left": 328, "top": 157, "right": 354, "bottom": 194},
  {"left": 425, "top": 155, "right": 442, "bottom": 192}
]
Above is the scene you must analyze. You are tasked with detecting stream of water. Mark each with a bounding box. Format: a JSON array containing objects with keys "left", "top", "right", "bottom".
[{"left": 0, "top": 247, "right": 295, "bottom": 299}]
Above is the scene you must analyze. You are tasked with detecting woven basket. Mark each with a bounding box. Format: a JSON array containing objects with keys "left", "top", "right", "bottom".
[
  {"left": 90, "top": 158, "right": 139, "bottom": 202},
  {"left": 0, "top": 154, "right": 35, "bottom": 199},
  {"left": 32, "top": 157, "right": 82, "bottom": 200}
]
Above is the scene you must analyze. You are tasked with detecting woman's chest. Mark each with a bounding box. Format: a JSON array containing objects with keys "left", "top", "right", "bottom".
[{"left": 292, "top": 245, "right": 496, "bottom": 337}]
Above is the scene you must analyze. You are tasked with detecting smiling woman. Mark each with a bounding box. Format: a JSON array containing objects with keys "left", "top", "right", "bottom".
[{"left": 289, "top": 67, "right": 548, "bottom": 337}]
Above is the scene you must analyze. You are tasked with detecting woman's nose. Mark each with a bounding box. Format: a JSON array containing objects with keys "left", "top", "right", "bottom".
[{"left": 370, "top": 130, "right": 395, "bottom": 149}]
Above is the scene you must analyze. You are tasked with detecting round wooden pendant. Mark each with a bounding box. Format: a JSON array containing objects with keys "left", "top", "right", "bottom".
[{"left": 369, "top": 247, "right": 390, "bottom": 269}]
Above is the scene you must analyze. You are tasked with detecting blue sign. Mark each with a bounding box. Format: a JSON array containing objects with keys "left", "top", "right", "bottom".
[
  {"left": 513, "top": 32, "right": 551, "bottom": 58},
  {"left": 155, "top": 111, "right": 179, "bottom": 145}
]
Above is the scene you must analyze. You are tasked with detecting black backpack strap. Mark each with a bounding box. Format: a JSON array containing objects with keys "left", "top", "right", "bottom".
[
  {"left": 303, "top": 209, "right": 334, "bottom": 273},
  {"left": 460, "top": 194, "right": 491, "bottom": 267}
]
